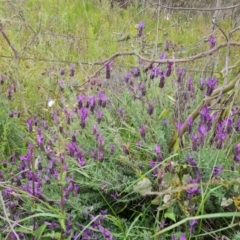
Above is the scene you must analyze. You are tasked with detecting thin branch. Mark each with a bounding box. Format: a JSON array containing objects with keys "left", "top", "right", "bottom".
[
  {"left": 0, "top": 191, "right": 20, "bottom": 240},
  {"left": 168, "top": 74, "right": 240, "bottom": 151},
  {"left": 230, "top": 26, "right": 240, "bottom": 35},
  {"left": 150, "top": 3, "right": 240, "bottom": 11},
  {"left": 0, "top": 42, "right": 239, "bottom": 66},
  {"left": 78, "top": 41, "right": 240, "bottom": 87},
  {"left": 0, "top": 22, "right": 18, "bottom": 58}
]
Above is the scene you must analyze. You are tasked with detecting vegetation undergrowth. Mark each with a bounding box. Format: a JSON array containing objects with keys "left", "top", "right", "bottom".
[{"left": 0, "top": 0, "right": 240, "bottom": 239}]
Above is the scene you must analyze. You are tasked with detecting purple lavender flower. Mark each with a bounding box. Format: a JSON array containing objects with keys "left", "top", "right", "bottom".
[
  {"left": 66, "top": 142, "right": 77, "bottom": 157},
  {"left": 177, "top": 68, "right": 185, "bottom": 83},
  {"left": 79, "top": 108, "right": 88, "bottom": 128},
  {"left": 97, "top": 136, "right": 105, "bottom": 150},
  {"left": 190, "top": 219, "right": 198, "bottom": 233},
  {"left": 188, "top": 116, "right": 193, "bottom": 134},
  {"left": 138, "top": 82, "right": 146, "bottom": 96},
  {"left": 78, "top": 156, "right": 85, "bottom": 166},
  {"left": 133, "top": 67, "right": 140, "bottom": 77},
  {"left": 13, "top": 82, "right": 17, "bottom": 92},
  {"left": 187, "top": 154, "right": 199, "bottom": 175},
  {"left": 70, "top": 63, "right": 75, "bottom": 77},
  {"left": 110, "top": 144, "right": 115, "bottom": 154},
  {"left": 7, "top": 89, "right": 12, "bottom": 100},
  {"left": 73, "top": 184, "right": 80, "bottom": 196},
  {"left": 150, "top": 65, "right": 160, "bottom": 80},
  {"left": 9, "top": 110, "right": 14, "bottom": 118},
  {"left": 147, "top": 100, "right": 156, "bottom": 115},
  {"left": 105, "top": 60, "right": 114, "bottom": 79},
  {"left": 44, "top": 175, "right": 50, "bottom": 184},
  {"left": 122, "top": 144, "right": 130, "bottom": 155},
  {"left": 99, "top": 225, "right": 114, "bottom": 240},
  {"left": 160, "top": 52, "right": 166, "bottom": 59},
  {"left": 89, "top": 96, "right": 96, "bottom": 112},
  {"left": 98, "top": 92, "right": 107, "bottom": 108},
  {"left": 97, "top": 110, "right": 103, "bottom": 124},
  {"left": 186, "top": 176, "right": 200, "bottom": 197},
  {"left": 199, "top": 78, "right": 206, "bottom": 91},
  {"left": 175, "top": 122, "right": 183, "bottom": 136},
  {"left": 223, "top": 117, "right": 233, "bottom": 134},
  {"left": 180, "top": 233, "right": 186, "bottom": 240},
  {"left": 155, "top": 144, "right": 161, "bottom": 155},
  {"left": 187, "top": 77, "right": 193, "bottom": 92},
  {"left": 159, "top": 75, "right": 165, "bottom": 88},
  {"left": 158, "top": 70, "right": 166, "bottom": 88},
  {"left": 136, "top": 141, "right": 143, "bottom": 148},
  {"left": 234, "top": 143, "right": 240, "bottom": 163},
  {"left": 216, "top": 131, "right": 226, "bottom": 149},
  {"left": 137, "top": 21, "right": 145, "bottom": 37},
  {"left": 0, "top": 75, "right": 5, "bottom": 85},
  {"left": 118, "top": 107, "right": 124, "bottom": 118},
  {"left": 59, "top": 67, "right": 65, "bottom": 75},
  {"left": 166, "top": 62, "right": 174, "bottom": 77},
  {"left": 111, "top": 192, "right": 119, "bottom": 200},
  {"left": 198, "top": 124, "right": 208, "bottom": 145},
  {"left": 27, "top": 119, "right": 34, "bottom": 133},
  {"left": 72, "top": 131, "right": 77, "bottom": 142},
  {"left": 198, "top": 124, "right": 208, "bottom": 136},
  {"left": 124, "top": 71, "right": 132, "bottom": 83},
  {"left": 45, "top": 221, "right": 59, "bottom": 231},
  {"left": 92, "top": 124, "right": 97, "bottom": 135},
  {"left": 206, "top": 77, "right": 218, "bottom": 96},
  {"left": 235, "top": 119, "right": 240, "bottom": 132},
  {"left": 155, "top": 144, "right": 163, "bottom": 161},
  {"left": 139, "top": 125, "right": 146, "bottom": 139},
  {"left": 212, "top": 164, "right": 223, "bottom": 178},
  {"left": 77, "top": 94, "right": 85, "bottom": 109},
  {"left": 199, "top": 106, "right": 212, "bottom": 129},
  {"left": 37, "top": 133, "right": 44, "bottom": 150},
  {"left": 208, "top": 36, "right": 216, "bottom": 49},
  {"left": 165, "top": 40, "right": 170, "bottom": 51},
  {"left": 97, "top": 150, "right": 104, "bottom": 162}
]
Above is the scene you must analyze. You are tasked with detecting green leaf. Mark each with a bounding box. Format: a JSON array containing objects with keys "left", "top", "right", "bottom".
[
  {"left": 158, "top": 108, "right": 169, "bottom": 119},
  {"left": 164, "top": 211, "right": 176, "bottom": 222},
  {"left": 43, "top": 231, "right": 61, "bottom": 239},
  {"left": 173, "top": 137, "right": 180, "bottom": 154},
  {"left": 59, "top": 217, "right": 66, "bottom": 232},
  {"left": 166, "top": 94, "right": 175, "bottom": 103},
  {"left": 151, "top": 196, "right": 162, "bottom": 205},
  {"left": 34, "top": 224, "right": 47, "bottom": 240},
  {"left": 15, "top": 226, "right": 33, "bottom": 234},
  {"left": 214, "top": 72, "right": 224, "bottom": 85},
  {"left": 133, "top": 178, "right": 152, "bottom": 196}
]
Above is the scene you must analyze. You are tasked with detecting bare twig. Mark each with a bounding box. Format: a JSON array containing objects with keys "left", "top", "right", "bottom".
[
  {"left": 0, "top": 21, "right": 28, "bottom": 115},
  {"left": 0, "top": 191, "right": 20, "bottom": 240},
  {"left": 121, "top": 2, "right": 240, "bottom": 35},
  {"left": 168, "top": 74, "right": 240, "bottom": 151},
  {"left": 79, "top": 41, "right": 240, "bottom": 87},
  {"left": 0, "top": 22, "right": 18, "bottom": 58},
  {"left": 149, "top": 2, "right": 240, "bottom": 11}
]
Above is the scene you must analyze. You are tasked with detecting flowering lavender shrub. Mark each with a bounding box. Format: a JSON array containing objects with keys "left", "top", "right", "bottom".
[
  {"left": 0, "top": 3, "right": 240, "bottom": 239},
  {"left": 1, "top": 54, "right": 240, "bottom": 239}
]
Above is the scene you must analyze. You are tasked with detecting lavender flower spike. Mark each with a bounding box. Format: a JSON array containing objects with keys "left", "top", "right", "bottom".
[
  {"left": 105, "top": 60, "right": 114, "bottom": 79},
  {"left": 70, "top": 63, "right": 75, "bottom": 77},
  {"left": 139, "top": 125, "right": 146, "bottom": 139},
  {"left": 137, "top": 21, "right": 145, "bottom": 37},
  {"left": 208, "top": 36, "right": 216, "bottom": 49},
  {"left": 79, "top": 108, "right": 88, "bottom": 128}
]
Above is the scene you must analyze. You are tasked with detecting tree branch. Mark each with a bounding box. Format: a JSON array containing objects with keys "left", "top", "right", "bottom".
[{"left": 168, "top": 74, "right": 240, "bottom": 151}]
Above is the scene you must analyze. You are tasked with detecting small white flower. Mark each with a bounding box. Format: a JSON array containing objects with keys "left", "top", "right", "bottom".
[{"left": 48, "top": 99, "right": 55, "bottom": 108}]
